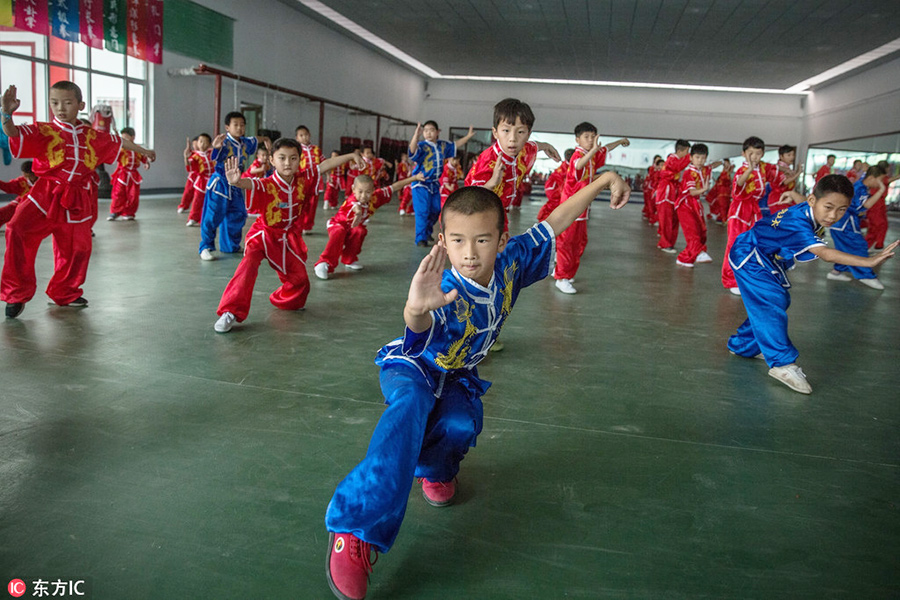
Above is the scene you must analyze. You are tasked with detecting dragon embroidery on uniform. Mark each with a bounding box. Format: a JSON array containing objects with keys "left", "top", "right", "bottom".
[
  {"left": 264, "top": 182, "right": 283, "bottom": 226},
  {"left": 83, "top": 129, "right": 99, "bottom": 170},
  {"left": 436, "top": 296, "right": 477, "bottom": 370},
  {"left": 40, "top": 125, "right": 65, "bottom": 168},
  {"left": 500, "top": 262, "right": 517, "bottom": 316}
]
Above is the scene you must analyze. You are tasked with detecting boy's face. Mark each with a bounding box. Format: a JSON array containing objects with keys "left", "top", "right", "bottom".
[
  {"left": 48, "top": 88, "right": 85, "bottom": 124},
  {"left": 780, "top": 150, "right": 796, "bottom": 165},
  {"left": 23, "top": 172, "right": 38, "bottom": 184},
  {"left": 492, "top": 117, "right": 531, "bottom": 157},
  {"left": 826, "top": 156, "right": 835, "bottom": 166},
  {"left": 226, "top": 117, "right": 246, "bottom": 138},
  {"left": 256, "top": 150, "right": 269, "bottom": 165},
  {"left": 270, "top": 147, "right": 299, "bottom": 179},
  {"left": 743, "top": 147, "right": 764, "bottom": 164},
  {"left": 121, "top": 132, "right": 134, "bottom": 143},
  {"left": 352, "top": 180, "right": 376, "bottom": 204},
  {"left": 675, "top": 147, "right": 690, "bottom": 158},
  {"left": 330, "top": 151, "right": 339, "bottom": 158},
  {"left": 422, "top": 124, "right": 439, "bottom": 142},
  {"left": 807, "top": 191, "right": 849, "bottom": 228},
  {"left": 574, "top": 131, "right": 597, "bottom": 151},
  {"left": 295, "top": 129, "right": 311, "bottom": 145},
  {"left": 691, "top": 153, "right": 707, "bottom": 168},
  {"left": 439, "top": 210, "right": 509, "bottom": 287},
  {"left": 362, "top": 148, "right": 374, "bottom": 160},
  {"left": 196, "top": 136, "right": 211, "bottom": 152}
]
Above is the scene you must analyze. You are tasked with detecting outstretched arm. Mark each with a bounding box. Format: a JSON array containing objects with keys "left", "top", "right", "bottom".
[
  {"left": 403, "top": 242, "right": 458, "bottom": 333},
  {"left": 862, "top": 179, "right": 887, "bottom": 210},
  {"left": 535, "top": 141, "right": 561, "bottom": 162},
  {"left": 319, "top": 150, "right": 363, "bottom": 174},
  {"left": 183, "top": 137, "right": 192, "bottom": 167},
  {"left": 810, "top": 240, "right": 898, "bottom": 267},
  {"left": 122, "top": 139, "right": 156, "bottom": 162},
  {"left": 1, "top": 85, "right": 21, "bottom": 138},
  {"left": 604, "top": 137, "right": 630, "bottom": 152},
  {"left": 454, "top": 126, "right": 475, "bottom": 146},
  {"left": 390, "top": 173, "right": 425, "bottom": 193},
  {"left": 408, "top": 123, "right": 422, "bottom": 155},
  {"left": 545, "top": 171, "right": 630, "bottom": 235},
  {"left": 223, "top": 156, "right": 252, "bottom": 190}
]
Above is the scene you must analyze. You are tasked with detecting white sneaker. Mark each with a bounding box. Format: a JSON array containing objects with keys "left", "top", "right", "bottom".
[
  {"left": 186, "top": 219, "right": 199, "bottom": 227},
  {"left": 177, "top": 207, "right": 185, "bottom": 214},
  {"left": 200, "top": 248, "right": 215, "bottom": 261},
  {"left": 675, "top": 259, "right": 694, "bottom": 268},
  {"left": 106, "top": 214, "right": 118, "bottom": 221},
  {"left": 858, "top": 277, "right": 885, "bottom": 290},
  {"left": 344, "top": 262, "right": 363, "bottom": 270},
  {"left": 214, "top": 312, "right": 236, "bottom": 333},
  {"left": 768, "top": 363, "right": 812, "bottom": 394},
  {"left": 314, "top": 262, "right": 329, "bottom": 280},
  {"left": 696, "top": 251, "right": 713, "bottom": 263},
  {"left": 659, "top": 247, "right": 676, "bottom": 254},
  {"left": 399, "top": 209, "right": 406, "bottom": 215},
  {"left": 122, "top": 215, "right": 134, "bottom": 221},
  {"left": 555, "top": 278, "right": 576, "bottom": 294},
  {"left": 826, "top": 270, "right": 851, "bottom": 282},
  {"left": 728, "top": 287, "right": 742, "bottom": 296}
]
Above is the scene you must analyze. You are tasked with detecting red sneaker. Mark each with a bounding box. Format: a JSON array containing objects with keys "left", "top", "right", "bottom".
[
  {"left": 326, "top": 532, "right": 377, "bottom": 600},
  {"left": 420, "top": 477, "right": 457, "bottom": 507}
]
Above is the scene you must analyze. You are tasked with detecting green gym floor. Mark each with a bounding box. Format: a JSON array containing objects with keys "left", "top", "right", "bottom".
[{"left": 1, "top": 193, "right": 897, "bottom": 599}]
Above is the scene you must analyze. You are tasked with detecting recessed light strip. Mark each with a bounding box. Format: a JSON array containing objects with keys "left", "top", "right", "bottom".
[{"left": 785, "top": 36, "right": 900, "bottom": 93}]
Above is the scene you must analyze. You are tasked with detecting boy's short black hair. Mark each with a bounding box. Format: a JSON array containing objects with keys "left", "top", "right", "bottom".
[
  {"left": 813, "top": 174, "right": 853, "bottom": 200},
  {"left": 256, "top": 145, "right": 270, "bottom": 154},
  {"left": 675, "top": 139, "right": 691, "bottom": 151},
  {"left": 295, "top": 125, "right": 309, "bottom": 134},
  {"left": 690, "top": 143, "right": 708, "bottom": 156},
  {"left": 50, "top": 80, "right": 83, "bottom": 103},
  {"left": 224, "top": 111, "right": 245, "bottom": 127},
  {"left": 564, "top": 148, "right": 575, "bottom": 162},
  {"left": 442, "top": 186, "right": 505, "bottom": 234},
  {"left": 865, "top": 165, "right": 886, "bottom": 179},
  {"left": 655, "top": 158, "right": 665, "bottom": 166},
  {"left": 21, "top": 160, "right": 34, "bottom": 174},
  {"left": 826, "top": 154, "right": 836, "bottom": 160},
  {"left": 423, "top": 120, "right": 439, "bottom": 129},
  {"left": 493, "top": 98, "right": 535, "bottom": 130},
  {"left": 743, "top": 136, "right": 765, "bottom": 151},
  {"left": 574, "top": 122, "right": 597, "bottom": 136},
  {"left": 197, "top": 132, "right": 212, "bottom": 143},
  {"left": 270, "top": 138, "right": 300, "bottom": 154},
  {"left": 778, "top": 144, "right": 796, "bottom": 156},
  {"left": 120, "top": 127, "right": 135, "bottom": 137}
]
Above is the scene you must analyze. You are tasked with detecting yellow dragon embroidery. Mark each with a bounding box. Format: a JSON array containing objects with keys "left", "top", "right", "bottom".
[
  {"left": 435, "top": 296, "right": 476, "bottom": 370},
  {"left": 500, "top": 262, "right": 517, "bottom": 316},
  {"left": 83, "top": 129, "right": 99, "bottom": 170},
  {"left": 39, "top": 125, "right": 65, "bottom": 168},
  {"left": 264, "top": 182, "right": 283, "bottom": 226}
]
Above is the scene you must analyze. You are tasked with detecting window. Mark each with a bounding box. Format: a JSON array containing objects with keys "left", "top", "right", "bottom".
[{"left": 0, "top": 27, "right": 151, "bottom": 145}]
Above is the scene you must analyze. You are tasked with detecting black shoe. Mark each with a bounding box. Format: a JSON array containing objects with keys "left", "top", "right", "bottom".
[
  {"left": 62, "top": 297, "right": 89, "bottom": 308},
  {"left": 5, "top": 302, "right": 24, "bottom": 318}
]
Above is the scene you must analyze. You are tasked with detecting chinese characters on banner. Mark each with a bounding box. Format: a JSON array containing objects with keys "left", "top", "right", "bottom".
[
  {"left": 104, "top": 0, "right": 126, "bottom": 54},
  {"left": 145, "top": 0, "right": 162, "bottom": 64},
  {"left": 125, "top": 0, "right": 145, "bottom": 60},
  {"left": 14, "top": 0, "right": 50, "bottom": 35},
  {"left": 52, "top": 0, "right": 81, "bottom": 42},
  {"left": 80, "top": 0, "right": 104, "bottom": 48}
]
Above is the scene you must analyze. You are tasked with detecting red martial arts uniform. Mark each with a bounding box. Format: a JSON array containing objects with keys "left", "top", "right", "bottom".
[
  {"left": 721, "top": 162, "right": 767, "bottom": 289},
  {"left": 178, "top": 168, "right": 197, "bottom": 212},
  {"left": 655, "top": 152, "right": 691, "bottom": 249},
  {"left": 765, "top": 160, "right": 796, "bottom": 214},
  {"left": 315, "top": 186, "right": 393, "bottom": 273},
  {"left": 2, "top": 119, "right": 121, "bottom": 305},
  {"left": 675, "top": 164, "right": 712, "bottom": 265},
  {"left": 707, "top": 169, "right": 732, "bottom": 223},
  {"left": 464, "top": 140, "right": 539, "bottom": 231},
  {"left": 0, "top": 176, "right": 33, "bottom": 227},
  {"left": 109, "top": 149, "right": 149, "bottom": 218},
  {"left": 814, "top": 164, "right": 832, "bottom": 183},
  {"left": 439, "top": 162, "right": 463, "bottom": 207},
  {"left": 325, "top": 163, "right": 346, "bottom": 209},
  {"left": 554, "top": 146, "right": 608, "bottom": 281},
  {"left": 185, "top": 150, "right": 214, "bottom": 223},
  {"left": 865, "top": 174, "right": 890, "bottom": 249},
  {"left": 298, "top": 143, "right": 323, "bottom": 232},
  {"left": 642, "top": 165, "right": 658, "bottom": 223},
  {"left": 845, "top": 168, "right": 862, "bottom": 183},
  {"left": 395, "top": 161, "right": 413, "bottom": 214},
  {"left": 345, "top": 156, "right": 386, "bottom": 196},
  {"left": 216, "top": 171, "right": 311, "bottom": 321},
  {"left": 537, "top": 160, "right": 568, "bottom": 222}
]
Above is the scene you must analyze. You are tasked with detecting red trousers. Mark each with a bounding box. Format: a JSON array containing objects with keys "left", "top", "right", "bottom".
[
  {"left": 656, "top": 201, "right": 679, "bottom": 249},
  {"left": 178, "top": 178, "right": 194, "bottom": 210},
  {"left": 676, "top": 200, "right": 707, "bottom": 264},
  {"left": 217, "top": 223, "right": 310, "bottom": 321},
  {"left": 1, "top": 200, "right": 93, "bottom": 305},
  {"left": 324, "top": 183, "right": 341, "bottom": 209},
  {"left": 865, "top": 200, "right": 888, "bottom": 249},
  {"left": 642, "top": 188, "right": 657, "bottom": 223},
  {"left": 708, "top": 194, "right": 730, "bottom": 223},
  {"left": 187, "top": 188, "right": 204, "bottom": 223},
  {"left": 721, "top": 218, "right": 752, "bottom": 288},
  {"left": 298, "top": 180, "right": 319, "bottom": 232},
  {"left": 110, "top": 179, "right": 141, "bottom": 217},
  {"left": 398, "top": 186, "right": 413, "bottom": 213},
  {"left": 555, "top": 220, "right": 588, "bottom": 280},
  {"left": 316, "top": 222, "right": 368, "bottom": 271},
  {"left": 0, "top": 201, "right": 19, "bottom": 227}
]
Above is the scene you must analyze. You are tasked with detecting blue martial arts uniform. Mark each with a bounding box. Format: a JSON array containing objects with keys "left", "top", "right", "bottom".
[
  {"left": 199, "top": 134, "right": 259, "bottom": 254},
  {"left": 409, "top": 139, "right": 455, "bottom": 245},
  {"left": 830, "top": 180, "right": 876, "bottom": 280},
  {"left": 727, "top": 202, "right": 826, "bottom": 367},
  {"left": 326, "top": 221, "right": 556, "bottom": 553}
]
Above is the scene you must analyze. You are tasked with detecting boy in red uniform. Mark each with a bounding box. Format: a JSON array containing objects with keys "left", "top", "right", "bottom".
[
  {"left": 865, "top": 161, "right": 898, "bottom": 251},
  {"left": 464, "top": 98, "right": 560, "bottom": 230},
  {"left": 655, "top": 139, "right": 691, "bottom": 252},
  {"left": 721, "top": 136, "right": 768, "bottom": 294},
  {"left": 1, "top": 82, "right": 154, "bottom": 319},
  {"left": 707, "top": 158, "right": 733, "bottom": 224},
  {"left": 439, "top": 156, "right": 463, "bottom": 207},
  {"left": 182, "top": 133, "right": 214, "bottom": 227},
  {"left": 243, "top": 146, "right": 273, "bottom": 178},
  {"left": 345, "top": 147, "right": 390, "bottom": 197},
  {"left": 395, "top": 152, "right": 414, "bottom": 215},
  {"left": 641, "top": 154, "right": 662, "bottom": 224},
  {"left": 107, "top": 127, "right": 150, "bottom": 221},
  {"left": 295, "top": 125, "right": 324, "bottom": 233},
  {"left": 765, "top": 145, "right": 803, "bottom": 215},
  {"left": 814, "top": 155, "right": 835, "bottom": 182},
  {"left": 553, "top": 121, "right": 630, "bottom": 294},
  {"left": 845, "top": 159, "right": 864, "bottom": 183},
  {"left": 177, "top": 137, "right": 198, "bottom": 214},
  {"left": 323, "top": 151, "right": 345, "bottom": 210},
  {"left": 313, "top": 172, "right": 423, "bottom": 280},
  {"left": 0, "top": 161, "right": 37, "bottom": 227},
  {"left": 674, "top": 143, "right": 721, "bottom": 267},
  {"left": 537, "top": 148, "right": 573, "bottom": 222}
]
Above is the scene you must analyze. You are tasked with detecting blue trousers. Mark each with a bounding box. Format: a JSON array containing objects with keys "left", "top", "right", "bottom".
[
  {"left": 199, "top": 174, "right": 247, "bottom": 254},
  {"left": 727, "top": 259, "right": 798, "bottom": 368},
  {"left": 412, "top": 186, "right": 441, "bottom": 245},
  {"left": 831, "top": 228, "right": 875, "bottom": 280},
  {"left": 325, "top": 363, "right": 483, "bottom": 553}
]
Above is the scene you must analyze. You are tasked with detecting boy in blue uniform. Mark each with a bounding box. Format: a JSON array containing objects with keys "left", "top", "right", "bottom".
[
  {"left": 324, "top": 171, "right": 630, "bottom": 600},
  {"left": 407, "top": 120, "right": 475, "bottom": 247},
  {"left": 727, "top": 175, "right": 897, "bottom": 394},
  {"left": 826, "top": 165, "right": 888, "bottom": 289},
  {"left": 199, "top": 111, "right": 270, "bottom": 260}
]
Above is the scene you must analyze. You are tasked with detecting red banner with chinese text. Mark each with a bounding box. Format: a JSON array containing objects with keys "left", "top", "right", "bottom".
[
  {"left": 14, "top": 0, "right": 50, "bottom": 35},
  {"left": 145, "top": 0, "right": 162, "bottom": 64},
  {"left": 80, "top": 0, "right": 104, "bottom": 48},
  {"left": 125, "top": 0, "right": 146, "bottom": 61}
]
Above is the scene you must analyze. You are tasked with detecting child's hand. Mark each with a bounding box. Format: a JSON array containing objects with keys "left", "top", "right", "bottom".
[
  {"left": 1, "top": 86, "right": 20, "bottom": 115},
  {"left": 414, "top": 173, "right": 426, "bottom": 181},
  {"left": 484, "top": 157, "right": 504, "bottom": 190},
  {"left": 183, "top": 137, "right": 192, "bottom": 160},
  {"left": 413, "top": 123, "right": 422, "bottom": 141},
  {"left": 406, "top": 242, "right": 457, "bottom": 316},
  {"left": 538, "top": 142, "right": 561, "bottom": 162},
  {"left": 867, "top": 240, "right": 899, "bottom": 267},
  {"left": 352, "top": 150, "right": 365, "bottom": 169},
  {"left": 620, "top": 138, "right": 630, "bottom": 147},
  {"left": 223, "top": 156, "right": 241, "bottom": 185},
  {"left": 608, "top": 175, "right": 631, "bottom": 209},
  {"left": 143, "top": 149, "right": 156, "bottom": 162},
  {"left": 212, "top": 133, "right": 227, "bottom": 149}
]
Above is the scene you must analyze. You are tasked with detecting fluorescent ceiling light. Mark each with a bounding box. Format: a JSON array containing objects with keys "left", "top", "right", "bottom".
[{"left": 786, "top": 36, "right": 900, "bottom": 93}]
